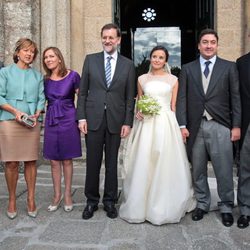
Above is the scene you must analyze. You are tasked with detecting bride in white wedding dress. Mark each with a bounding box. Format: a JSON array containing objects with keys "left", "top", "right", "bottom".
[{"left": 119, "top": 46, "right": 196, "bottom": 225}]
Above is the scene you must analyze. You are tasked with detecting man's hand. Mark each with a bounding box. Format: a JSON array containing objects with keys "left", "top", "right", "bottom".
[
  {"left": 231, "top": 127, "right": 241, "bottom": 141},
  {"left": 121, "top": 125, "right": 131, "bottom": 138},
  {"left": 181, "top": 128, "right": 189, "bottom": 143},
  {"left": 78, "top": 120, "right": 88, "bottom": 134}
]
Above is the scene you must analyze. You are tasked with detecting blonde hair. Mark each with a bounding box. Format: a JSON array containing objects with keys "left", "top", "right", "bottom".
[
  {"left": 42, "top": 47, "right": 68, "bottom": 78},
  {"left": 13, "top": 38, "right": 38, "bottom": 63}
]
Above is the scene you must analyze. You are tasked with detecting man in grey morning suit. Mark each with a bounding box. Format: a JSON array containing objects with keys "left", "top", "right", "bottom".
[
  {"left": 77, "top": 23, "right": 136, "bottom": 220},
  {"left": 176, "top": 29, "right": 241, "bottom": 227},
  {"left": 236, "top": 52, "right": 250, "bottom": 229}
]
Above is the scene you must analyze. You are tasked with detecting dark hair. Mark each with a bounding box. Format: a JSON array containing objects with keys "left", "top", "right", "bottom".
[
  {"left": 13, "top": 38, "right": 38, "bottom": 63},
  {"left": 101, "top": 23, "right": 121, "bottom": 37},
  {"left": 42, "top": 47, "right": 68, "bottom": 78},
  {"left": 149, "top": 45, "right": 169, "bottom": 62},
  {"left": 198, "top": 29, "right": 219, "bottom": 43}
]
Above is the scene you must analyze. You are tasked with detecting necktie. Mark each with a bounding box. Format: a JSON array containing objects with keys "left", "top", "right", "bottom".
[
  {"left": 105, "top": 56, "right": 112, "bottom": 87},
  {"left": 203, "top": 61, "right": 211, "bottom": 78}
]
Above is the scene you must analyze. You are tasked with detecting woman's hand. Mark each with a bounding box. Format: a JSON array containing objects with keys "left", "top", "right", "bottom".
[
  {"left": 135, "top": 111, "right": 144, "bottom": 121},
  {"left": 14, "top": 109, "right": 26, "bottom": 123},
  {"left": 29, "top": 113, "right": 39, "bottom": 127}
]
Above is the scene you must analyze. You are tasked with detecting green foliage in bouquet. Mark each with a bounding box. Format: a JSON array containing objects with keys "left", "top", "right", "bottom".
[{"left": 137, "top": 95, "right": 161, "bottom": 115}]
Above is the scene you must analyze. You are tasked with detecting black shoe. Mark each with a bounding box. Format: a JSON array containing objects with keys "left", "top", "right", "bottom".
[
  {"left": 221, "top": 213, "right": 234, "bottom": 227},
  {"left": 103, "top": 204, "right": 118, "bottom": 219},
  {"left": 237, "top": 215, "right": 250, "bottom": 229},
  {"left": 82, "top": 204, "right": 98, "bottom": 220},
  {"left": 192, "top": 208, "right": 207, "bottom": 221}
]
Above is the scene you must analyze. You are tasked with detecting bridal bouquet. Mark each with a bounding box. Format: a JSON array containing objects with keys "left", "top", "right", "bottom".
[{"left": 137, "top": 95, "right": 161, "bottom": 115}]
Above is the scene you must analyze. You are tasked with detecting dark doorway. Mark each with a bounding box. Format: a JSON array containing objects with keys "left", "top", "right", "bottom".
[{"left": 114, "top": 0, "right": 214, "bottom": 69}]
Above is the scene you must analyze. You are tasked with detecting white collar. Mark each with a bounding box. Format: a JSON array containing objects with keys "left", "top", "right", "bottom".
[
  {"left": 104, "top": 51, "right": 118, "bottom": 61},
  {"left": 200, "top": 55, "right": 217, "bottom": 65}
]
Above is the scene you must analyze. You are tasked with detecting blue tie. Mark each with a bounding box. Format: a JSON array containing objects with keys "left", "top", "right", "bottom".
[
  {"left": 204, "top": 61, "right": 211, "bottom": 78},
  {"left": 105, "top": 56, "right": 112, "bottom": 87}
]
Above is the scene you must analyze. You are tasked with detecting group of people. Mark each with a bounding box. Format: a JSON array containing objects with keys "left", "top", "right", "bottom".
[
  {"left": 0, "top": 39, "right": 81, "bottom": 219},
  {"left": 0, "top": 23, "right": 249, "bottom": 230}
]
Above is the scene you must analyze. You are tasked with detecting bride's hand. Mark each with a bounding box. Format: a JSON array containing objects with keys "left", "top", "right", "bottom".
[{"left": 136, "top": 111, "right": 144, "bottom": 121}]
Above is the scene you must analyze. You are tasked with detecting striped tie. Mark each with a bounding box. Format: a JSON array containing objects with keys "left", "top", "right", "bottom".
[{"left": 105, "top": 56, "right": 112, "bottom": 87}]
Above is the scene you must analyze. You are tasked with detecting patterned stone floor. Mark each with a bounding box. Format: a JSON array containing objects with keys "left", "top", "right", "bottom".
[{"left": 0, "top": 138, "right": 249, "bottom": 250}]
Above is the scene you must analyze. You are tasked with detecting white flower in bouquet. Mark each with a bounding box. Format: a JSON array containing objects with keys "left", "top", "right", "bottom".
[{"left": 137, "top": 95, "right": 161, "bottom": 116}]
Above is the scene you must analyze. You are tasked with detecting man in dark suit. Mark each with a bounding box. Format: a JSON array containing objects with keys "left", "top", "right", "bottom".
[
  {"left": 176, "top": 29, "right": 241, "bottom": 227},
  {"left": 236, "top": 52, "right": 250, "bottom": 228},
  {"left": 77, "top": 23, "right": 136, "bottom": 219}
]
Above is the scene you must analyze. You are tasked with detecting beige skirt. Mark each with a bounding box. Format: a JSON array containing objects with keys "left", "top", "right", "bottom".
[{"left": 0, "top": 120, "right": 40, "bottom": 161}]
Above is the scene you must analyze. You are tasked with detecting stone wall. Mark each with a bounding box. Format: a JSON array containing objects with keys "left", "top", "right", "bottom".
[
  {"left": 216, "top": 0, "right": 243, "bottom": 61},
  {"left": 0, "top": 0, "right": 40, "bottom": 69},
  {"left": 0, "top": 1, "right": 4, "bottom": 62},
  {"left": 244, "top": 0, "right": 250, "bottom": 53},
  {"left": 41, "top": 0, "right": 71, "bottom": 71},
  {"left": 71, "top": 0, "right": 112, "bottom": 73}
]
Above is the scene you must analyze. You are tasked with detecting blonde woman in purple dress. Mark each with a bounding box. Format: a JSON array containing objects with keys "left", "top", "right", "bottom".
[{"left": 43, "top": 47, "right": 82, "bottom": 212}]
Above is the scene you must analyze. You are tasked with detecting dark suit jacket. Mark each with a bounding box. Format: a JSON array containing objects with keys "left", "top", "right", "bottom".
[
  {"left": 76, "top": 52, "right": 136, "bottom": 134},
  {"left": 176, "top": 56, "right": 241, "bottom": 159},
  {"left": 237, "top": 52, "right": 250, "bottom": 148}
]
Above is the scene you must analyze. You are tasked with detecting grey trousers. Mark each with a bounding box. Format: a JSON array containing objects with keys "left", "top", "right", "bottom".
[
  {"left": 237, "top": 123, "right": 250, "bottom": 216},
  {"left": 191, "top": 118, "right": 234, "bottom": 213}
]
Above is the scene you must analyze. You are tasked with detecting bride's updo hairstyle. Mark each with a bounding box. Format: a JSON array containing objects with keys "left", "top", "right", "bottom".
[{"left": 149, "top": 45, "right": 169, "bottom": 62}]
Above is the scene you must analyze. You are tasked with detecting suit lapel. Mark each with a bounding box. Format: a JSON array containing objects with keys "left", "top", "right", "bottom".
[
  {"left": 190, "top": 59, "right": 205, "bottom": 96},
  {"left": 109, "top": 54, "right": 124, "bottom": 89},
  {"left": 95, "top": 52, "right": 107, "bottom": 88},
  {"left": 206, "top": 57, "right": 224, "bottom": 96}
]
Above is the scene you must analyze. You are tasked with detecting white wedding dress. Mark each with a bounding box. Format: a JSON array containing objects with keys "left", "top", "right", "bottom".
[{"left": 119, "top": 73, "right": 196, "bottom": 225}]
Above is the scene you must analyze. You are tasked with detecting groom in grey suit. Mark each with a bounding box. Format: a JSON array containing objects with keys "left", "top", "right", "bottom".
[
  {"left": 176, "top": 29, "right": 241, "bottom": 227},
  {"left": 77, "top": 23, "right": 136, "bottom": 219}
]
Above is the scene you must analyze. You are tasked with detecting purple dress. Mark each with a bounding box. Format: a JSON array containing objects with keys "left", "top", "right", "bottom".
[{"left": 43, "top": 70, "right": 82, "bottom": 160}]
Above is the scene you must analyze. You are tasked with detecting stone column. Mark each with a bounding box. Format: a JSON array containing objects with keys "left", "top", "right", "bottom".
[
  {"left": 244, "top": 0, "right": 250, "bottom": 53},
  {"left": 40, "top": 0, "right": 57, "bottom": 55},
  {"left": 71, "top": 0, "right": 112, "bottom": 73},
  {"left": 3, "top": 0, "right": 33, "bottom": 65},
  {"left": 31, "top": 0, "right": 41, "bottom": 70},
  {"left": 0, "top": 1, "right": 4, "bottom": 62},
  {"left": 0, "top": 1, "right": 40, "bottom": 69},
  {"left": 56, "top": 0, "right": 71, "bottom": 67},
  {"left": 40, "top": 0, "right": 71, "bottom": 70},
  {"left": 216, "top": 0, "right": 243, "bottom": 60},
  {"left": 71, "top": 0, "right": 85, "bottom": 73}
]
